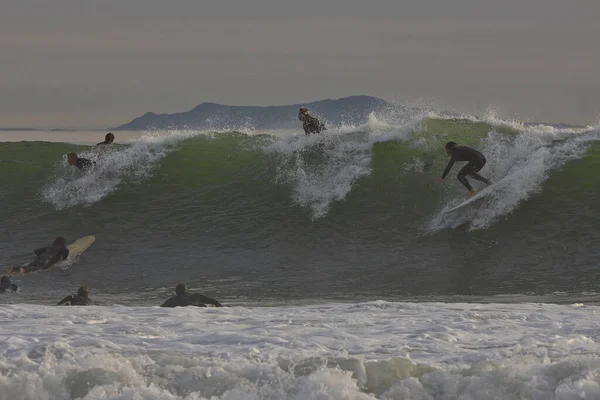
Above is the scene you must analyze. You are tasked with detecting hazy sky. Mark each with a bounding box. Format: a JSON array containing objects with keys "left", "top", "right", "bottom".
[{"left": 1, "top": 0, "right": 599, "bottom": 128}]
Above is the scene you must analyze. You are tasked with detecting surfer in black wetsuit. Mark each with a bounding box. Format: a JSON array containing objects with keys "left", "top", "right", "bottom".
[
  {"left": 0, "top": 276, "right": 18, "bottom": 292},
  {"left": 8, "top": 237, "right": 70, "bottom": 274},
  {"left": 161, "top": 284, "right": 223, "bottom": 308},
  {"left": 96, "top": 132, "right": 115, "bottom": 146},
  {"left": 67, "top": 152, "right": 96, "bottom": 171},
  {"left": 439, "top": 142, "right": 492, "bottom": 197},
  {"left": 298, "top": 107, "right": 326, "bottom": 135},
  {"left": 57, "top": 284, "right": 93, "bottom": 305}
]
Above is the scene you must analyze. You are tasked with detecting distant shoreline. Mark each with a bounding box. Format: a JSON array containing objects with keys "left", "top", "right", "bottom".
[
  {"left": 0, "top": 93, "right": 589, "bottom": 132},
  {"left": 0, "top": 128, "right": 105, "bottom": 132},
  {"left": 0, "top": 121, "right": 587, "bottom": 132}
]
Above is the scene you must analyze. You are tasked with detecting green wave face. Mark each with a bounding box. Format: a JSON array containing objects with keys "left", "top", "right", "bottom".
[
  {"left": 1, "top": 117, "right": 598, "bottom": 301},
  {"left": 0, "top": 119, "right": 596, "bottom": 228}
]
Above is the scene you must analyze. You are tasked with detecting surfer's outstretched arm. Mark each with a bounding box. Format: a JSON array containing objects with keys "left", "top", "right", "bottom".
[
  {"left": 196, "top": 294, "right": 223, "bottom": 307},
  {"left": 441, "top": 158, "right": 455, "bottom": 179},
  {"left": 160, "top": 298, "right": 177, "bottom": 307},
  {"left": 57, "top": 295, "right": 74, "bottom": 305}
]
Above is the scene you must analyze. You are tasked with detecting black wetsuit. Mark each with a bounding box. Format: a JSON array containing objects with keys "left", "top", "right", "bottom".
[
  {"left": 0, "top": 277, "right": 18, "bottom": 293},
  {"left": 76, "top": 158, "right": 95, "bottom": 171},
  {"left": 57, "top": 294, "right": 93, "bottom": 306},
  {"left": 24, "top": 245, "right": 69, "bottom": 273},
  {"left": 161, "top": 292, "right": 223, "bottom": 308},
  {"left": 301, "top": 116, "right": 326, "bottom": 135},
  {"left": 442, "top": 146, "right": 490, "bottom": 191}
]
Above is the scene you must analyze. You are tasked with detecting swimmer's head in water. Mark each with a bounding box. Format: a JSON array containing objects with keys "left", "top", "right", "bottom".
[
  {"left": 77, "top": 284, "right": 89, "bottom": 297},
  {"left": 53, "top": 237, "right": 66, "bottom": 247},
  {"left": 67, "top": 152, "right": 78, "bottom": 165},
  {"left": 175, "top": 284, "right": 187, "bottom": 296},
  {"left": 0, "top": 276, "right": 10, "bottom": 285},
  {"left": 445, "top": 141, "right": 457, "bottom": 155},
  {"left": 105, "top": 133, "right": 115, "bottom": 143}
]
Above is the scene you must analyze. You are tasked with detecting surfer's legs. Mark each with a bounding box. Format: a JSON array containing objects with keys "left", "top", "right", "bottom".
[
  {"left": 469, "top": 171, "right": 490, "bottom": 185},
  {"left": 458, "top": 159, "right": 490, "bottom": 192},
  {"left": 23, "top": 255, "right": 52, "bottom": 272},
  {"left": 457, "top": 163, "right": 476, "bottom": 191},
  {"left": 457, "top": 174, "right": 473, "bottom": 191}
]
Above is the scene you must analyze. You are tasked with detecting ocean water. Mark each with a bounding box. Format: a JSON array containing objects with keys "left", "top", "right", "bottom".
[{"left": 2, "top": 108, "right": 600, "bottom": 399}]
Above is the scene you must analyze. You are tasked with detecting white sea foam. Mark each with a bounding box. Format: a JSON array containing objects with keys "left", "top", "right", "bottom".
[{"left": 0, "top": 301, "right": 599, "bottom": 399}]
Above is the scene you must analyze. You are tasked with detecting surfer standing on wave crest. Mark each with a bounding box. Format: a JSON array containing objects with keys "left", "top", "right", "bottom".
[
  {"left": 437, "top": 141, "right": 492, "bottom": 198},
  {"left": 298, "top": 107, "right": 326, "bottom": 135}
]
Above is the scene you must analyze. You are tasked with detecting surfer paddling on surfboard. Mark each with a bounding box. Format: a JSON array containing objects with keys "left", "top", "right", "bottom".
[
  {"left": 437, "top": 142, "right": 492, "bottom": 198},
  {"left": 7, "top": 237, "right": 69, "bottom": 274}
]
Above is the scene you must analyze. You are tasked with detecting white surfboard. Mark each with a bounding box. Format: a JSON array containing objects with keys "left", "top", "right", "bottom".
[
  {"left": 66, "top": 235, "right": 96, "bottom": 260},
  {"left": 443, "top": 180, "right": 504, "bottom": 214}
]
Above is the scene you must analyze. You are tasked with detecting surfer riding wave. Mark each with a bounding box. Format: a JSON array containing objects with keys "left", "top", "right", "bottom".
[{"left": 438, "top": 142, "right": 492, "bottom": 197}]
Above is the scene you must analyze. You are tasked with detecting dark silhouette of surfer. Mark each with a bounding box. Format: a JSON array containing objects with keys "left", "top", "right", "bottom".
[
  {"left": 8, "top": 237, "right": 69, "bottom": 274},
  {"left": 57, "top": 284, "right": 93, "bottom": 306},
  {"left": 298, "top": 108, "right": 326, "bottom": 135},
  {"left": 438, "top": 142, "right": 492, "bottom": 197},
  {"left": 67, "top": 153, "right": 95, "bottom": 171},
  {"left": 97, "top": 132, "right": 115, "bottom": 146},
  {"left": 161, "top": 284, "right": 223, "bottom": 308},
  {"left": 0, "top": 276, "right": 18, "bottom": 292}
]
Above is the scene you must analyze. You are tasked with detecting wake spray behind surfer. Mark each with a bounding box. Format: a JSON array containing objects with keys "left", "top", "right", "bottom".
[
  {"left": 298, "top": 107, "right": 326, "bottom": 135},
  {"left": 438, "top": 142, "right": 492, "bottom": 198},
  {"left": 8, "top": 237, "right": 69, "bottom": 274}
]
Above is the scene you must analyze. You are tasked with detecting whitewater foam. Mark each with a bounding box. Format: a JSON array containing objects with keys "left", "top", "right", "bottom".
[
  {"left": 1, "top": 301, "right": 600, "bottom": 399},
  {"left": 263, "top": 112, "right": 432, "bottom": 219}
]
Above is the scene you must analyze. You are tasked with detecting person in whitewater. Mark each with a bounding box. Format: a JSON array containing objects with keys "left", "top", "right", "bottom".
[
  {"left": 57, "top": 284, "right": 93, "bottom": 306},
  {"left": 96, "top": 132, "right": 115, "bottom": 146},
  {"left": 8, "top": 237, "right": 69, "bottom": 274},
  {"left": 298, "top": 107, "right": 326, "bottom": 135},
  {"left": 160, "top": 284, "right": 223, "bottom": 308},
  {"left": 0, "top": 276, "right": 18, "bottom": 293},
  {"left": 439, "top": 141, "right": 492, "bottom": 197},
  {"left": 67, "top": 152, "right": 95, "bottom": 171}
]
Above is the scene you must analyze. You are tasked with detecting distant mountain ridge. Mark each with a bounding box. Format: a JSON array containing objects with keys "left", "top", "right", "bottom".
[{"left": 114, "top": 95, "right": 404, "bottom": 131}]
